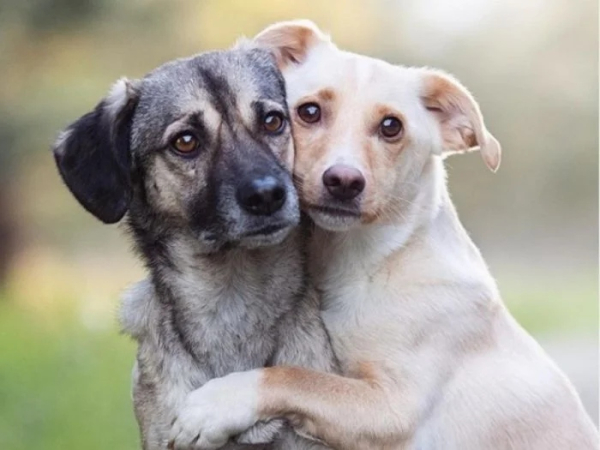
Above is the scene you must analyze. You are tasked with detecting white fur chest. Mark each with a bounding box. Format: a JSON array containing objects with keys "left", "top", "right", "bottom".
[
  {"left": 309, "top": 219, "right": 495, "bottom": 376},
  {"left": 311, "top": 236, "right": 412, "bottom": 373}
]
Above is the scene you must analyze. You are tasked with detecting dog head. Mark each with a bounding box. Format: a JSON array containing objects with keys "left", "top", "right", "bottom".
[
  {"left": 255, "top": 21, "right": 501, "bottom": 231},
  {"left": 53, "top": 45, "right": 299, "bottom": 251}
]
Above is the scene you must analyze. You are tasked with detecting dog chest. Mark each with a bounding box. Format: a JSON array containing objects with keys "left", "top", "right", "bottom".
[{"left": 163, "top": 248, "right": 303, "bottom": 377}]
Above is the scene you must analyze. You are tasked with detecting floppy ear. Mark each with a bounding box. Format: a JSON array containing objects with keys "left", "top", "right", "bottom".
[
  {"left": 253, "top": 19, "right": 331, "bottom": 68},
  {"left": 420, "top": 69, "right": 501, "bottom": 172},
  {"left": 53, "top": 78, "right": 139, "bottom": 223}
]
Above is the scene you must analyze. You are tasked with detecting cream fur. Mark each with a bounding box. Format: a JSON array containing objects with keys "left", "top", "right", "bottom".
[{"left": 171, "top": 20, "right": 599, "bottom": 450}]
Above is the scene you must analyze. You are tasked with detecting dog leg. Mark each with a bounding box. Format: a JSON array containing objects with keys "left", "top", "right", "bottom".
[
  {"left": 170, "top": 365, "right": 413, "bottom": 450},
  {"left": 257, "top": 366, "right": 408, "bottom": 450}
]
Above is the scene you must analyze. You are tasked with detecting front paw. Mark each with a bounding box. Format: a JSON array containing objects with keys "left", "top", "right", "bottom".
[{"left": 168, "top": 371, "right": 261, "bottom": 450}]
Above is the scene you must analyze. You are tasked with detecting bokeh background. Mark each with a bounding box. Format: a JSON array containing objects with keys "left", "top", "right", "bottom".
[{"left": 0, "top": 0, "right": 597, "bottom": 448}]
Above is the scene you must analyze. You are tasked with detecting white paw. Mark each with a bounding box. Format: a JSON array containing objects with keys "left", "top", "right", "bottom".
[{"left": 168, "top": 370, "right": 261, "bottom": 450}]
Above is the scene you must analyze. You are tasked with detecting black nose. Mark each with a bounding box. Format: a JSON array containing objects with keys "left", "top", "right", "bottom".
[
  {"left": 237, "top": 175, "right": 287, "bottom": 215},
  {"left": 322, "top": 165, "right": 366, "bottom": 201}
]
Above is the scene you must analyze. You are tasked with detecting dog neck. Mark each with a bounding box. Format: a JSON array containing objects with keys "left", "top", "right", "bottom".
[
  {"left": 127, "top": 212, "right": 304, "bottom": 312},
  {"left": 309, "top": 157, "right": 498, "bottom": 293},
  {"left": 121, "top": 221, "right": 305, "bottom": 375},
  {"left": 163, "top": 233, "right": 302, "bottom": 310}
]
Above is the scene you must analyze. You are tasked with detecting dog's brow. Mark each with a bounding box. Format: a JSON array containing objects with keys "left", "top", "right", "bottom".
[
  {"left": 253, "top": 100, "right": 288, "bottom": 118},
  {"left": 297, "top": 88, "right": 337, "bottom": 106},
  {"left": 373, "top": 104, "right": 404, "bottom": 117},
  {"left": 186, "top": 112, "right": 205, "bottom": 129},
  {"left": 161, "top": 112, "right": 211, "bottom": 147},
  {"left": 316, "top": 88, "right": 336, "bottom": 102}
]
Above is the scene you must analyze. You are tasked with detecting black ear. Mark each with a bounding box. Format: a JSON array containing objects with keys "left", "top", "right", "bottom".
[{"left": 53, "top": 78, "right": 139, "bottom": 224}]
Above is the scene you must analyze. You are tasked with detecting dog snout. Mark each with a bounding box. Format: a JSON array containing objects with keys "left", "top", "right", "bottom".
[
  {"left": 237, "top": 175, "right": 287, "bottom": 215},
  {"left": 322, "top": 165, "right": 365, "bottom": 201}
]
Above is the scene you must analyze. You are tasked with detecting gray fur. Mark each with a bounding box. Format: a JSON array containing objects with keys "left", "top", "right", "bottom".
[
  {"left": 53, "top": 44, "right": 338, "bottom": 449},
  {"left": 121, "top": 231, "right": 337, "bottom": 449}
]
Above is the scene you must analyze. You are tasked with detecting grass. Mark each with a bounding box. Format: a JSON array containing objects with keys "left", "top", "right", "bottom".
[{"left": 0, "top": 301, "right": 139, "bottom": 450}]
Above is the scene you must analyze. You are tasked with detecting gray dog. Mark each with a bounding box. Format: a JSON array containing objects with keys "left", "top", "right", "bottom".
[{"left": 53, "top": 42, "right": 337, "bottom": 449}]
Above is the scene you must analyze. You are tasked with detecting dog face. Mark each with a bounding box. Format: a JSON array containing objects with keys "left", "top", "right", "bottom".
[
  {"left": 255, "top": 21, "right": 501, "bottom": 231},
  {"left": 53, "top": 46, "right": 299, "bottom": 251}
]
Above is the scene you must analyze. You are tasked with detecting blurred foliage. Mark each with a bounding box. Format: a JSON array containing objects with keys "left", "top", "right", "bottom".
[
  {"left": 0, "top": 0, "right": 105, "bottom": 32},
  {"left": 0, "top": 0, "right": 597, "bottom": 446},
  {"left": 0, "top": 0, "right": 595, "bottom": 268}
]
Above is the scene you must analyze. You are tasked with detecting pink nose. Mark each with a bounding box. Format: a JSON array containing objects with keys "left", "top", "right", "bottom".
[{"left": 322, "top": 165, "right": 366, "bottom": 201}]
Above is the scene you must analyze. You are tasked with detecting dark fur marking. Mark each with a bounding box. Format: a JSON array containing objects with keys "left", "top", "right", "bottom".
[{"left": 196, "top": 66, "right": 237, "bottom": 125}]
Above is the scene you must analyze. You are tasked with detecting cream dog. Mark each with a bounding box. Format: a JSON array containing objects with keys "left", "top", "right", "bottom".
[{"left": 170, "top": 21, "right": 599, "bottom": 450}]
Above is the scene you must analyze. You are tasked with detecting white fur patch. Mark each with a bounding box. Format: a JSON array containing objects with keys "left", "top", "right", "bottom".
[
  {"left": 169, "top": 370, "right": 261, "bottom": 449},
  {"left": 119, "top": 279, "right": 155, "bottom": 339}
]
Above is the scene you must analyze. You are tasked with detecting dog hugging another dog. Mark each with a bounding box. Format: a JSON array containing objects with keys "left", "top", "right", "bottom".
[{"left": 53, "top": 19, "right": 597, "bottom": 450}]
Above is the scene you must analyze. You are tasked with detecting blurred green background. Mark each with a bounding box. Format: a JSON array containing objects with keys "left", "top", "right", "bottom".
[{"left": 0, "top": 0, "right": 597, "bottom": 448}]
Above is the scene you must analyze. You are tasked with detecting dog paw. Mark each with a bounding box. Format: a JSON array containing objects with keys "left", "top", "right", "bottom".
[{"left": 168, "top": 370, "right": 262, "bottom": 449}]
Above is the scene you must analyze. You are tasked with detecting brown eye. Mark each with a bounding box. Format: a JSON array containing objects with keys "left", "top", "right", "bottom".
[
  {"left": 297, "top": 103, "right": 321, "bottom": 123},
  {"left": 380, "top": 117, "right": 403, "bottom": 139},
  {"left": 171, "top": 133, "right": 199, "bottom": 155},
  {"left": 263, "top": 111, "right": 285, "bottom": 134}
]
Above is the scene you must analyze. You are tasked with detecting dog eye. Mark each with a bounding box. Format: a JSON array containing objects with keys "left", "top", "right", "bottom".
[
  {"left": 171, "top": 133, "right": 199, "bottom": 155},
  {"left": 297, "top": 103, "right": 321, "bottom": 124},
  {"left": 380, "top": 117, "right": 403, "bottom": 139},
  {"left": 263, "top": 111, "right": 286, "bottom": 134}
]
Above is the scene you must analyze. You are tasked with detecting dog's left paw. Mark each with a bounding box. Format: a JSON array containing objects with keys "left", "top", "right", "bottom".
[{"left": 168, "top": 370, "right": 262, "bottom": 450}]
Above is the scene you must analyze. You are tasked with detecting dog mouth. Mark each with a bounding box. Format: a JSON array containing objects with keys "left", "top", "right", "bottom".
[
  {"left": 306, "top": 203, "right": 361, "bottom": 218},
  {"left": 304, "top": 202, "right": 362, "bottom": 232},
  {"left": 242, "top": 222, "right": 291, "bottom": 237},
  {"left": 238, "top": 221, "right": 294, "bottom": 249}
]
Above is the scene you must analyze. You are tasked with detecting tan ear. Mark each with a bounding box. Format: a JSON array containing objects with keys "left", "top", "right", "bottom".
[
  {"left": 254, "top": 20, "right": 330, "bottom": 68},
  {"left": 420, "top": 69, "right": 501, "bottom": 172}
]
